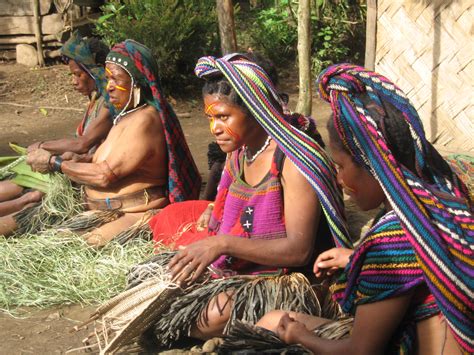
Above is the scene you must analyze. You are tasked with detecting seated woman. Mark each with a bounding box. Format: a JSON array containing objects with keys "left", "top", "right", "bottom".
[
  {"left": 0, "top": 32, "right": 111, "bottom": 218},
  {"left": 141, "top": 54, "right": 351, "bottom": 347},
  {"left": 0, "top": 40, "right": 201, "bottom": 245},
  {"left": 256, "top": 64, "right": 473, "bottom": 354}
]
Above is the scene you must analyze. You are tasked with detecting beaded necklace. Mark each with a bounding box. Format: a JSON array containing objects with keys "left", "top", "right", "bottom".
[{"left": 244, "top": 135, "right": 271, "bottom": 163}]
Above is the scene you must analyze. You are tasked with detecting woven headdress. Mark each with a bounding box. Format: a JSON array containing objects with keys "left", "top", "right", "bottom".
[
  {"left": 317, "top": 63, "right": 473, "bottom": 353},
  {"left": 195, "top": 54, "right": 351, "bottom": 248}
]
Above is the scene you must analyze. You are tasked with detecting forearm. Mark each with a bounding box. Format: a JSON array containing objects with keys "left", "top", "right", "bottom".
[
  {"left": 296, "top": 333, "right": 355, "bottom": 355},
  {"left": 58, "top": 159, "right": 117, "bottom": 187},
  {"left": 219, "top": 235, "right": 312, "bottom": 267},
  {"left": 41, "top": 137, "right": 91, "bottom": 155}
]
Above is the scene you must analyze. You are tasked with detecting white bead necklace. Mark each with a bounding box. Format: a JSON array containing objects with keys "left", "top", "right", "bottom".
[
  {"left": 113, "top": 103, "right": 147, "bottom": 125},
  {"left": 244, "top": 135, "right": 272, "bottom": 163}
]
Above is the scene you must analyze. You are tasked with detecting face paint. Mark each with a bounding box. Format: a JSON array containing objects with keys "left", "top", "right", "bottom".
[
  {"left": 224, "top": 125, "right": 240, "bottom": 141},
  {"left": 209, "top": 116, "right": 216, "bottom": 134},
  {"left": 115, "top": 85, "right": 128, "bottom": 91}
]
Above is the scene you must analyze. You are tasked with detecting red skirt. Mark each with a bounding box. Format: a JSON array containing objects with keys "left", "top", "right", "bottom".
[{"left": 149, "top": 200, "right": 210, "bottom": 249}]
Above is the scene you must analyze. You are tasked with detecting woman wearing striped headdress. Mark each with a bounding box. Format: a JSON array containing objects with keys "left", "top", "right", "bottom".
[
  {"left": 255, "top": 64, "right": 473, "bottom": 354},
  {"left": 133, "top": 53, "right": 351, "bottom": 348}
]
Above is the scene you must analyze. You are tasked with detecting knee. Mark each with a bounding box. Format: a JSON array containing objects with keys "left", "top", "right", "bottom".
[
  {"left": 202, "top": 292, "right": 233, "bottom": 326},
  {"left": 256, "top": 310, "right": 287, "bottom": 332}
]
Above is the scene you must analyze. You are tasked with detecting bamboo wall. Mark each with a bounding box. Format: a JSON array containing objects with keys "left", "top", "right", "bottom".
[{"left": 373, "top": 0, "right": 473, "bottom": 152}]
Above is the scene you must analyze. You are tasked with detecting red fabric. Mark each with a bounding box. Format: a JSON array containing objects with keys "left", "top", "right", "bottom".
[{"left": 149, "top": 200, "right": 210, "bottom": 249}]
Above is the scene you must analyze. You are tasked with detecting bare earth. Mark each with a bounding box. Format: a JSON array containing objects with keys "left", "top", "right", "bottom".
[{"left": 0, "top": 62, "right": 374, "bottom": 354}]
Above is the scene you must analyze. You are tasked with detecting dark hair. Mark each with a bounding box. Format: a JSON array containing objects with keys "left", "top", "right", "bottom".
[
  {"left": 327, "top": 93, "right": 452, "bottom": 183},
  {"left": 88, "top": 37, "right": 109, "bottom": 66}
]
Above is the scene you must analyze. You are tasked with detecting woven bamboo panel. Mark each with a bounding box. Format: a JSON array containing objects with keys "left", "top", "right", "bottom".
[{"left": 375, "top": 0, "right": 473, "bottom": 152}]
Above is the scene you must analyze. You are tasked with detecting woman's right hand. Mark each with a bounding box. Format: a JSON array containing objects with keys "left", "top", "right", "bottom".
[
  {"left": 196, "top": 204, "right": 213, "bottom": 232},
  {"left": 313, "top": 247, "right": 353, "bottom": 278}
]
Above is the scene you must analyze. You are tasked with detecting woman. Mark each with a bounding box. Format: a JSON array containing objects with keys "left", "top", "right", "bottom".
[
  {"left": 0, "top": 32, "right": 111, "bottom": 222},
  {"left": 141, "top": 54, "right": 351, "bottom": 347},
  {"left": 256, "top": 64, "right": 473, "bottom": 354}
]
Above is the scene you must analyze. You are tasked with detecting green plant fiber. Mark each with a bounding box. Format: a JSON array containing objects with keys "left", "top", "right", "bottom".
[{"left": 0, "top": 232, "right": 155, "bottom": 313}]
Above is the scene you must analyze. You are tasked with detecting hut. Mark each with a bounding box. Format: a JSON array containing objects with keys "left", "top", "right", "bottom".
[
  {"left": 365, "top": 0, "right": 473, "bottom": 153},
  {"left": 0, "top": 0, "right": 103, "bottom": 65}
]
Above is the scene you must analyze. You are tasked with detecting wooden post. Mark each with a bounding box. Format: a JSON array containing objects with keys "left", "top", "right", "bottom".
[
  {"left": 295, "top": 0, "right": 311, "bottom": 116},
  {"left": 32, "top": 0, "right": 45, "bottom": 66},
  {"left": 216, "top": 0, "right": 237, "bottom": 55},
  {"left": 365, "top": 0, "right": 377, "bottom": 70}
]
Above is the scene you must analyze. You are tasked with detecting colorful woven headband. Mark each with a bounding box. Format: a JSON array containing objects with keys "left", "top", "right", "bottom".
[
  {"left": 317, "top": 63, "right": 474, "bottom": 352},
  {"left": 195, "top": 54, "right": 351, "bottom": 249},
  {"left": 106, "top": 40, "right": 201, "bottom": 203}
]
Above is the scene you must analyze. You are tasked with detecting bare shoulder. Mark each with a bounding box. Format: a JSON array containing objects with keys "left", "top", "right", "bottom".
[{"left": 127, "top": 105, "right": 163, "bottom": 132}]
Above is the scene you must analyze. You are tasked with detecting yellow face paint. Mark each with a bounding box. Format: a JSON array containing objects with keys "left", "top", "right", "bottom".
[
  {"left": 105, "top": 67, "right": 113, "bottom": 76},
  {"left": 209, "top": 116, "right": 217, "bottom": 134},
  {"left": 115, "top": 85, "right": 128, "bottom": 91}
]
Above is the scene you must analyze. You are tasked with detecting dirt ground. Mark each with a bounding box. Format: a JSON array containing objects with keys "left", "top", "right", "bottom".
[{"left": 0, "top": 62, "right": 374, "bottom": 354}]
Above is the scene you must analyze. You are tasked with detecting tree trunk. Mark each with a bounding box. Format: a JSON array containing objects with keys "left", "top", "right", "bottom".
[
  {"left": 216, "top": 0, "right": 237, "bottom": 55},
  {"left": 296, "top": 0, "right": 311, "bottom": 116},
  {"left": 32, "top": 0, "right": 45, "bottom": 66}
]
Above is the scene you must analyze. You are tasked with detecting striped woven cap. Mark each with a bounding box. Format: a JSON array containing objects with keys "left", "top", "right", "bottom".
[
  {"left": 195, "top": 54, "right": 351, "bottom": 249},
  {"left": 317, "top": 63, "right": 474, "bottom": 353}
]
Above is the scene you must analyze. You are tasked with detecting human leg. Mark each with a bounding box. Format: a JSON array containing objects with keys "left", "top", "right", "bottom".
[
  {"left": 0, "top": 213, "right": 18, "bottom": 236},
  {"left": 0, "top": 181, "right": 24, "bottom": 201},
  {"left": 83, "top": 212, "right": 146, "bottom": 247},
  {"left": 190, "top": 291, "right": 234, "bottom": 340},
  {"left": 0, "top": 191, "right": 43, "bottom": 217}
]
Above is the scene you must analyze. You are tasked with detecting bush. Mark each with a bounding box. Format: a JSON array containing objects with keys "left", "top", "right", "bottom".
[
  {"left": 244, "top": 0, "right": 366, "bottom": 74},
  {"left": 95, "top": 0, "right": 220, "bottom": 94}
]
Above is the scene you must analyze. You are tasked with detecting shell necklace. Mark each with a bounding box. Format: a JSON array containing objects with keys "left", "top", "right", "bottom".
[
  {"left": 113, "top": 103, "right": 147, "bottom": 125},
  {"left": 245, "top": 135, "right": 272, "bottom": 163}
]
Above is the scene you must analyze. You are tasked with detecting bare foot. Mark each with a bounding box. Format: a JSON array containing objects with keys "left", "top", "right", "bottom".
[{"left": 21, "top": 190, "right": 44, "bottom": 204}]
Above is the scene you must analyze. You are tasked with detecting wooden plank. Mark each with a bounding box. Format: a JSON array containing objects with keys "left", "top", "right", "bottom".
[
  {"left": 0, "top": 13, "right": 63, "bottom": 35},
  {"left": 0, "top": 34, "right": 57, "bottom": 44},
  {"left": 365, "top": 0, "right": 377, "bottom": 70},
  {"left": 0, "top": 0, "right": 51, "bottom": 16}
]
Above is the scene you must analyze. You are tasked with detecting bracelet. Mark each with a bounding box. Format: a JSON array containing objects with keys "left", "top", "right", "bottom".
[
  {"left": 207, "top": 202, "right": 215, "bottom": 209},
  {"left": 51, "top": 156, "right": 63, "bottom": 173}
]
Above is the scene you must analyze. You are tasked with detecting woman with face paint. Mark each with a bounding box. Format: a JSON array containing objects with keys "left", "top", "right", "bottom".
[
  {"left": 0, "top": 32, "right": 111, "bottom": 221},
  {"left": 134, "top": 54, "right": 351, "bottom": 348},
  {"left": 254, "top": 64, "right": 473, "bottom": 355}
]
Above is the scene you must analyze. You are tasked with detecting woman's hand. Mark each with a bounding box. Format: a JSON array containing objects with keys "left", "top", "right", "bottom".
[
  {"left": 313, "top": 247, "right": 353, "bottom": 278},
  {"left": 26, "top": 148, "right": 51, "bottom": 173},
  {"left": 276, "top": 313, "right": 312, "bottom": 345},
  {"left": 27, "top": 141, "right": 43, "bottom": 153},
  {"left": 168, "top": 237, "right": 224, "bottom": 285},
  {"left": 196, "top": 204, "right": 213, "bottom": 232}
]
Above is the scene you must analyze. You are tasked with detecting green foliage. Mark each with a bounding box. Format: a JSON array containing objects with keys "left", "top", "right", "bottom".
[
  {"left": 245, "top": 0, "right": 366, "bottom": 74},
  {"left": 95, "top": 0, "right": 219, "bottom": 93}
]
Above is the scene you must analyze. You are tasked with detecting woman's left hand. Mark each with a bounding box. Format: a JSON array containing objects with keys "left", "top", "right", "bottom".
[
  {"left": 26, "top": 148, "right": 51, "bottom": 173},
  {"left": 168, "top": 237, "right": 224, "bottom": 285}
]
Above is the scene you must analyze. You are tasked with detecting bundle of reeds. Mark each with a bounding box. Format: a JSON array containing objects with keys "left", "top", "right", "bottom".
[
  {"left": 76, "top": 255, "right": 182, "bottom": 354},
  {"left": 218, "top": 320, "right": 310, "bottom": 354},
  {"left": 0, "top": 231, "right": 155, "bottom": 313}
]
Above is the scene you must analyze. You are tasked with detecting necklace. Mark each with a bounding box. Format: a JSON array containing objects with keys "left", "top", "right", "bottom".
[
  {"left": 245, "top": 135, "right": 272, "bottom": 163},
  {"left": 113, "top": 103, "right": 147, "bottom": 125}
]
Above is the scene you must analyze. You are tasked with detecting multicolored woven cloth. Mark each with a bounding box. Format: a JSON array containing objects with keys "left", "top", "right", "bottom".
[
  {"left": 195, "top": 54, "right": 351, "bottom": 249},
  {"left": 107, "top": 40, "right": 201, "bottom": 202},
  {"left": 60, "top": 31, "right": 108, "bottom": 99},
  {"left": 332, "top": 211, "right": 440, "bottom": 353},
  {"left": 317, "top": 63, "right": 474, "bottom": 353}
]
